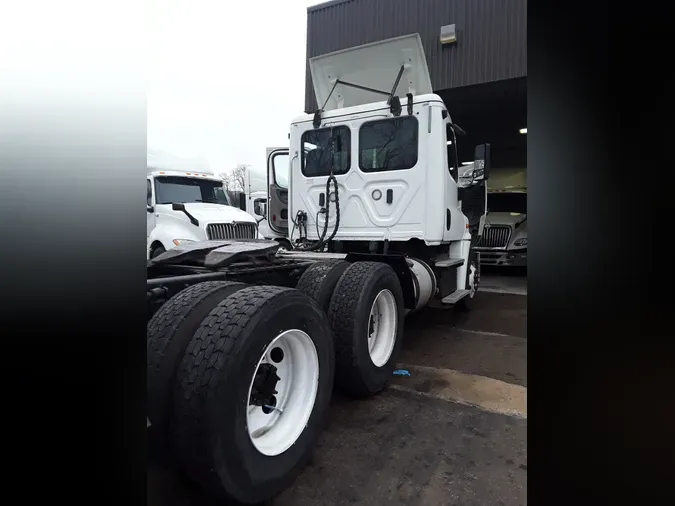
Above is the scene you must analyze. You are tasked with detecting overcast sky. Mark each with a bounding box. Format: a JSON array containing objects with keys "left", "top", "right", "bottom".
[{"left": 147, "top": 0, "right": 318, "bottom": 177}]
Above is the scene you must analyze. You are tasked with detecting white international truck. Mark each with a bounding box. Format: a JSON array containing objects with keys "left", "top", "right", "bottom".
[
  {"left": 147, "top": 34, "right": 491, "bottom": 504},
  {"left": 475, "top": 185, "right": 527, "bottom": 267},
  {"left": 146, "top": 150, "right": 262, "bottom": 259}
]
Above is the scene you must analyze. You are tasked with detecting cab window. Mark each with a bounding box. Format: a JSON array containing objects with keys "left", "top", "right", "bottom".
[
  {"left": 358, "top": 116, "right": 418, "bottom": 172},
  {"left": 301, "top": 126, "right": 351, "bottom": 177}
]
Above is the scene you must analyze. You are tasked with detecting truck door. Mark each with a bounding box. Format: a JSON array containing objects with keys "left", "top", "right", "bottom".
[{"left": 266, "top": 147, "right": 289, "bottom": 236}]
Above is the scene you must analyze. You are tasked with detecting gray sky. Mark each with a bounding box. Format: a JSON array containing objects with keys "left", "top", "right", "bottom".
[{"left": 147, "top": 0, "right": 318, "bottom": 178}]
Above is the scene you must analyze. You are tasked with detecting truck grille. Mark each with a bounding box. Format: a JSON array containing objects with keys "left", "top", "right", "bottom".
[
  {"left": 477, "top": 226, "right": 511, "bottom": 248},
  {"left": 206, "top": 222, "right": 257, "bottom": 240}
]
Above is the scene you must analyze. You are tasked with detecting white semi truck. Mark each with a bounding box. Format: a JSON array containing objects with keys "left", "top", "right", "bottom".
[
  {"left": 147, "top": 150, "right": 262, "bottom": 259},
  {"left": 476, "top": 185, "right": 527, "bottom": 267},
  {"left": 147, "top": 34, "right": 491, "bottom": 504}
]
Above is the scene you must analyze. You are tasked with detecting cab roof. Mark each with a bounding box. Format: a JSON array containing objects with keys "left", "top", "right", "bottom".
[{"left": 148, "top": 169, "right": 223, "bottom": 183}]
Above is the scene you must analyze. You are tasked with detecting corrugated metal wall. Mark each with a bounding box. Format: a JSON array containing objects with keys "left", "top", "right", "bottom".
[{"left": 305, "top": 0, "right": 527, "bottom": 112}]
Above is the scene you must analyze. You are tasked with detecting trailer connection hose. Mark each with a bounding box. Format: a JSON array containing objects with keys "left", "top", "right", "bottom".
[
  {"left": 295, "top": 171, "right": 340, "bottom": 252},
  {"left": 291, "top": 126, "right": 341, "bottom": 251}
]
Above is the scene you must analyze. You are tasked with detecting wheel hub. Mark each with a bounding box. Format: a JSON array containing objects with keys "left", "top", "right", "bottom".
[
  {"left": 369, "top": 312, "right": 380, "bottom": 337},
  {"left": 468, "top": 260, "right": 479, "bottom": 297},
  {"left": 249, "top": 363, "right": 280, "bottom": 407},
  {"left": 246, "top": 329, "right": 320, "bottom": 457},
  {"left": 366, "top": 289, "right": 397, "bottom": 367}
]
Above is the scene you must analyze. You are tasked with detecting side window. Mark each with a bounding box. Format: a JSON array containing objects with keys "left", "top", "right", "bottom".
[
  {"left": 301, "top": 126, "right": 351, "bottom": 177},
  {"left": 147, "top": 179, "right": 152, "bottom": 206},
  {"left": 272, "top": 152, "right": 289, "bottom": 188},
  {"left": 359, "top": 116, "right": 418, "bottom": 172}
]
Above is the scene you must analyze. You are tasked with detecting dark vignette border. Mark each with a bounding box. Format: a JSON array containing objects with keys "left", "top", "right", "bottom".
[
  {"left": 529, "top": 1, "right": 673, "bottom": 503},
  {"left": 0, "top": 105, "right": 146, "bottom": 500}
]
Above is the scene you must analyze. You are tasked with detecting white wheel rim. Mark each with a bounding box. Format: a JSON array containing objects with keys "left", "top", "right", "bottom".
[
  {"left": 468, "top": 263, "right": 477, "bottom": 298},
  {"left": 246, "top": 329, "right": 319, "bottom": 457},
  {"left": 367, "top": 289, "right": 398, "bottom": 367}
]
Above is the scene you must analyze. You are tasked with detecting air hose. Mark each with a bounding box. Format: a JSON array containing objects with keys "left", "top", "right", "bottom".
[
  {"left": 294, "top": 125, "right": 341, "bottom": 252},
  {"left": 296, "top": 171, "right": 340, "bottom": 251}
]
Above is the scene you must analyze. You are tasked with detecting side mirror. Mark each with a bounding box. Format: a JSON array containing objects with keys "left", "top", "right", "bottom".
[
  {"left": 254, "top": 201, "right": 267, "bottom": 218},
  {"left": 238, "top": 193, "right": 246, "bottom": 211},
  {"left": 473, "top": 143, "right": 491, "bottom": 181},
  {"left": 172, "top": 202, "right": 186, "bottom": 211}
]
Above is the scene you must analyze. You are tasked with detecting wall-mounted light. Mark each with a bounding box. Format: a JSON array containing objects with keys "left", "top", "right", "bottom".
[
  {"left": 519, "top": 128, "right": 527, "bottom": 134},
  {"left": 440, "top": 24, "right": 457, "bottom": 45}
]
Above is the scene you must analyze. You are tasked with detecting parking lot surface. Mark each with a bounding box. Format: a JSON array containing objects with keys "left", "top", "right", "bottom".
[{"left": 149, "top": 282, "right": 527, "bottom": 506}]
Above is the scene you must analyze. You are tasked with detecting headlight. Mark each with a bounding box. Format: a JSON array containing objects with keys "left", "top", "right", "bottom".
[
  {"left": 513, "top": 238, "right": 527, "bottom": 246},
  {"left": 172, "top": 238, "right": 195, "bottom": 246}
]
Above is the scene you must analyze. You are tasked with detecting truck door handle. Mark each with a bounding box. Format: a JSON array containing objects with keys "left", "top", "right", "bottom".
[{"left": 319, "top": 193, "right": 325, "bottom": 207}]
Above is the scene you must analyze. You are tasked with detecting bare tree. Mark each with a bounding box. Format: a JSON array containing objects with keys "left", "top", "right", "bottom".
[
  {"left": 220, "top": 164, "right": 248, "bottom": 192},
  {"left": 230, "top": 164, "right": 248, "bottom": 192},
  {"left": 220, "top": 172, "right": 233, "bottom": 191}
]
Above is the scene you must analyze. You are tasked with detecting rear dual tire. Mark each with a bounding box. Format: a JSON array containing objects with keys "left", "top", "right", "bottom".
[
  {"left": 147, "top": 283, "right": 335, "bottom": 505},
  {"left": 147, "top": 281, "right": 247, "bottom": 453},
  {"left": 170, "top": 286, "right": 335, "bottom": 505},
  {"left": 328, "top": 261, "right": 405, "bottom": 398},
  {"left": 296, "top": 259, "right": 351, "bottom": 311}
]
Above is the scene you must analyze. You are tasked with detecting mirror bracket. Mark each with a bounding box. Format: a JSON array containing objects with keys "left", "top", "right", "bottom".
[{"left": 171, "top": 203, "right": 200, "bottom": 226}]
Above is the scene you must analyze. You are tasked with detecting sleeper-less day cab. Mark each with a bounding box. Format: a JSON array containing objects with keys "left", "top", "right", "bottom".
[{"left": 268, "top": 33, "right": 491, "bottom": 308}]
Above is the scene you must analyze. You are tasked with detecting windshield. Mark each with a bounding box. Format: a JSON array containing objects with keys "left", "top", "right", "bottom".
[
  {"left": 154, "top": 176, "right": 230, "bottom": 206},
  {"left": 488, "top": 192, "right": 527, "bottom": 214}
]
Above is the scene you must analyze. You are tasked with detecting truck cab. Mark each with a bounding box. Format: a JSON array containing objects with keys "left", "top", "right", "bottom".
[
  {"left": 147, "top": 151, "right": 260, "bottom": 259},
  {"left": 267, "top": 33, "right": 490, "bottom": 306},
  {"left": 475, "top": 186, "right": 527, "bottom": 267}
]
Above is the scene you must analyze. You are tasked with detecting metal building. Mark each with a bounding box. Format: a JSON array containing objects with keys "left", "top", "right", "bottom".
[{"left": 305, "top": 0, "right": 527, "bottom": 169}]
